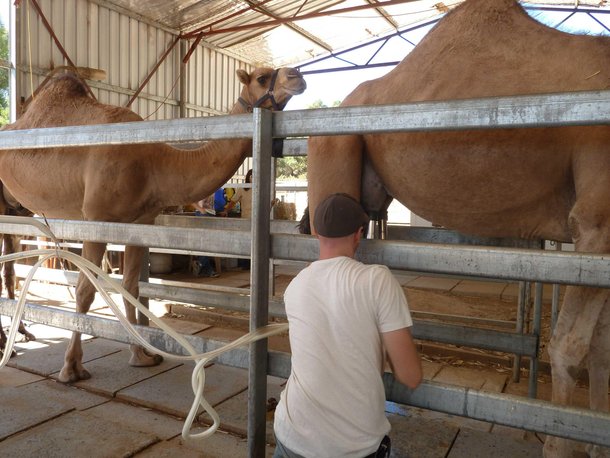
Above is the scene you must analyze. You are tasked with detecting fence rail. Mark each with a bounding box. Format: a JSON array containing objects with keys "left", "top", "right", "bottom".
[{"left": 1, "top": 90, "right": 609, "bottom": 450}]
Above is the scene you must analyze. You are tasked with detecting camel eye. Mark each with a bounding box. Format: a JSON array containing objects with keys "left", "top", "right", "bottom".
[{"left": 257, "top": 75, "right": 268, "bottom": 85}]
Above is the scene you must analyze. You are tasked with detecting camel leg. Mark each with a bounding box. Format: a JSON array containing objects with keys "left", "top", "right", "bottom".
[
  {"left": 544, "top": 163, "right": 610, "bottom": 457},
  {"left": 3, "top": 234, "right": 35, "bottom": 342},
  {"left": 543, "top": 286, "right": 608, "bottom": 457},
  {"left": 307, "top": 135, "right": 363, "bottom": 233},
  {"left": 122, "top": 245, "right": 162, "bottom": 367},
  {"left": 58, "top": 241, "right": 106, "bottom": 383},
  {"left": 585, "top": 299, "right": 610, "bottom": 458}
]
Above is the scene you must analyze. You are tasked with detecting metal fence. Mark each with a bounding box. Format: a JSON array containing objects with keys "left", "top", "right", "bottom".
[{"left": 0, "top": 90, "right": 609, "bottom": 454}]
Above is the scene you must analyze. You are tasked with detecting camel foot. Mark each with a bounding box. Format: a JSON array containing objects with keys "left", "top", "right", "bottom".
[
  {"left": 57, "top": 363, "right": 91, "bottom": 383},
  {"left": 128, "top": 344, "right": 163, "bottom": 367},
  {"left": 20, "top": 329, "right": 36, "bottom": 342}
]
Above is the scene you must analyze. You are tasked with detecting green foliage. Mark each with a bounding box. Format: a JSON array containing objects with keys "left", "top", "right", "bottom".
[
  {"left": 0, "top": 21, "right": 9, "bottom": 127},
  {"left": 276, "top": 98, "right": 342, "bottom": 179},
  {"left": 276, "top": 156, "right": 308, "bottom": 179}
]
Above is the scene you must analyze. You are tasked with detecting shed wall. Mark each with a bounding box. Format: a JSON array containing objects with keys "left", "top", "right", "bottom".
[
  {"left": 15, "top": 0, "right": 253, "bottom": 179},
  {"left": 15, "top": 0, "right": 253, "bottom": 122}
]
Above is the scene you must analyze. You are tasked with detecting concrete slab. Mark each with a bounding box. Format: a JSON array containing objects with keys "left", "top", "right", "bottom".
[
  {"left": 504, "top": 378, "right": 592, "bottom": 409},
  {"left": 202, "top": 374, "right": 286, "bottom": 443},
  {"left": 0, "top": 365, "right": 45, "bottom": 387},
  {"left": 451, "top": 280, "right": 507, "bottom": 298},
  {"left": 8, "top": 334, "right": 123, "bottom": 377},
  {"left": 388, "top": 410, "right": 458, "bottom": 458},
  {"left": 137, "top": 431, "right": 276, "bottom": 457},
  {"left": 197, "top": 326, "right": 248, "bottom": 342},
  {"left": 447, "top": 428, "right": 543, "bottom": 458},
  {"left": 481, "top": 372, "right": 508, "bottom": 393},
  {"left": 118, "top": 362, "right": 249, "bottom": 418},
  {"left": 0, "top": 410, "right": 159, "bottom": 457},
  {"left": 393, "top": 272, "right": 421, "bottom": 286},
  {"left": 85, "top": 400, "right": 185, "bottom": 440},
  {"left": 0, "top": 379, "right": 108, "bottom": 440},
  {"left": 405, "top": 277, "right": 460, "bottom": 292},
  {"left": 432, "top": 365, "right": 496, "bottom": 390},
  {"left": 74, "top": 348, "right": 182, "bottom": 396},
  {"left": 388, "top": 403, "right": 494, "bottom": 433},
  {"left": 490, "top": 423, "right": 543, "bottom": 443},
  {"left": 150, "top": 315, "right": 212, "bottom": 335},
  {"left": 422, "top": 360, "right": 443, "bottom": 380}
]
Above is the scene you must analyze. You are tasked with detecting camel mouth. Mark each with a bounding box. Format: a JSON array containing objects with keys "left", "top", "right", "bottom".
[{"left": 285, "top": 81, "right": 307, "bottom": 95}]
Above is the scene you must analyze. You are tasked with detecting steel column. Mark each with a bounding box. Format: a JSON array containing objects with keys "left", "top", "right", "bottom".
[{"left": 248, "top": 108, "right": 274, "bottom": 458}]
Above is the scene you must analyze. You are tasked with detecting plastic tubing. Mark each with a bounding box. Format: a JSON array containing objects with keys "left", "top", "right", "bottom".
[{"left": 0, "top": 216, "right": 288, "bottom": 441}]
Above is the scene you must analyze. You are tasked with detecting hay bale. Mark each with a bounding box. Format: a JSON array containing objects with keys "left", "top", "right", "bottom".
[{"left": 274, "top": 202, "right": 296, "bottom": 220}]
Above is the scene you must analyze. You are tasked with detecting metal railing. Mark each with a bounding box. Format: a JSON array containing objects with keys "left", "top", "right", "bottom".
[{"left": 0, "top": 89, "right": 609, "bottom": 452}]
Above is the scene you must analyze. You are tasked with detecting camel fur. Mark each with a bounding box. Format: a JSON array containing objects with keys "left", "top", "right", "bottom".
[
  {"left": 0, "top": 66, "right": 305, "bottom": 383},
  {"left": 0, "top": 185, "right": 36, "bottom": 355},
  {"left": 306, "top": 0, "right": 609, "bottom": 456}
]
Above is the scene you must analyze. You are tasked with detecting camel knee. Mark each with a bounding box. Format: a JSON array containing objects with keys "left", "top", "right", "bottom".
[{"left": 75, "top": 279, "right": 96, "bottom": 313}]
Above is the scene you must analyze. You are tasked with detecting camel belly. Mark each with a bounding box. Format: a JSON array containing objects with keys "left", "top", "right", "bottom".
[
  {"left": 0, "top": 150, "right": 86, "bottom": 219},
  {"left": 364, "top": 128, "right": 576, "bottom": 240}
]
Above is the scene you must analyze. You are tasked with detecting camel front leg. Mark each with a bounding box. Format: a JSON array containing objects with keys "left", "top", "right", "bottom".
[
  {"left": 307, "top": 135, "right": 363, "bottom": 234},
  {"left": 122, "top": 245, "right": 163, "bottom": 367},
  {"left": 58, "top": 241, "right": 106, "bottom": 383},
  {"left": 544, "top": 286, "right": 608, "bottom": 458}
]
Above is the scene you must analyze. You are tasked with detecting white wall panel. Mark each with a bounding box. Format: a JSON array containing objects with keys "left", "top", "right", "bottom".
[{"left": 16, "top": 0, "right": 252, "bottom": 122}]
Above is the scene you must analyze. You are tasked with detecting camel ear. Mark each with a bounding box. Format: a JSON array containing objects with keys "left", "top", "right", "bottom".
[{"left": 236, "top": 69, "right": 250, "bottom": 85}]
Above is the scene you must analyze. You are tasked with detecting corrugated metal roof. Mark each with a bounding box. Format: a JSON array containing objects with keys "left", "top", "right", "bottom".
[{"left": 98, "top": 0, "right": 610, "bottom": 67}]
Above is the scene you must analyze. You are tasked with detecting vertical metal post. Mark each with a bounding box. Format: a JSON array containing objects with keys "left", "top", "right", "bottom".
[
  {"left": 179, "top": 39, "right": 187, "bottom": 119},
  {"left": 9, "top": 2, "right": 18, "bottom": 122},
  {"left": 248, "top": 108, "right": 273, "bottom": 457},
  {"left": 551, "top": 242, "right": 562, "bottom": 332},
  {"left": 137, "top": 248, "right": 150, "bottom": 326},
  {"left": 512, "top": 281, "right": 528, "bottom": 382},
  {"left": 269, "top": 158, "right": 276, "bottom": 296},
  {"left": 528, "top": 281, "right": 543, "bottom": 398}
]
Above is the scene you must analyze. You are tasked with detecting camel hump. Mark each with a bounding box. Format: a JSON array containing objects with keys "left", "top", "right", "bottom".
[{"left": 37, "top": 72, "right": 92, "bottom": 102}]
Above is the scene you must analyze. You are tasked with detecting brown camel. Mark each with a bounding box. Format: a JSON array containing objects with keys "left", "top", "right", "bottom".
[
  {"left": 0, "top": 185, "right": 36, "bottom": 355},
  {"left": 0, "top": 66, "right": 306, "bottom": 383},
  {"left": 306, "top": 0, "right": 609, "bottom": 456}
]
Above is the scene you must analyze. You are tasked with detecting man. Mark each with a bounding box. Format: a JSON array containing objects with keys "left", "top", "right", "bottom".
[{"left": 273, "top": 193, "right": 422, "bottom": 458}]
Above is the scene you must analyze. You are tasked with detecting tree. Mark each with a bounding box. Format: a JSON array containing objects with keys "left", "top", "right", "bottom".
[
  {"left": 0, "top": 20, "right": 9, "bottom": 127},
  {"left": 276, "top": 99, "right": 342, "bottom": 179}
]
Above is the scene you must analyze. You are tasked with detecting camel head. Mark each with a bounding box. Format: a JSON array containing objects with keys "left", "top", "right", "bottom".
[{"left": 236, "top": 67, "right": 307, "bottom": 112}]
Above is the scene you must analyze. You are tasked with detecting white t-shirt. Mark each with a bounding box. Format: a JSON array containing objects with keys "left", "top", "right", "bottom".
[{"left": 274, "top": 256, "right": 413, "bottom": 458}]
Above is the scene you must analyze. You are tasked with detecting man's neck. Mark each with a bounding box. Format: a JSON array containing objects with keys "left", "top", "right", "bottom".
[{"left": 318, "top": 234, "right": 358, "bottom": 260}]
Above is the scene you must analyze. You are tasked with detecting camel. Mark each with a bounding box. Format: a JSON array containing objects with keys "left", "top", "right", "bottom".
[
  {"left": 0, "top": 65, "right": 306, "bottom": 383},
  {"left": 0, "top": 185, "right": 36, "bottom": 355},
  {"left": 306, "top": 0, "right": 609, "bottom": 456}
]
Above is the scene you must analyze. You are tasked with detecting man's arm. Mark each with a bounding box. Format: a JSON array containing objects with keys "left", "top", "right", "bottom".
[{"left": 381, "top": 327, "right": 422, "bottom": 389}]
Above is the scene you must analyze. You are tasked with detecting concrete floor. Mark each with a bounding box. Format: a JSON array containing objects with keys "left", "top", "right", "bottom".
[{"left": 0, "top": 267, "right": 580, "bottom": 457}]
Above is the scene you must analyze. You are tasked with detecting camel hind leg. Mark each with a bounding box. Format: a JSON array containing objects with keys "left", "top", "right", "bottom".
[
  {"left": 122, "top": 244, "right": 162, "bottom": 367},
  {"left": 0, "top": 234, "right": 35, "bottom": 357},
  {"left": 2, "top": 234, "right": 35, "bottom": 341},
  {"left": 585, "top": 299, "right": 610, "bottom": 458},
  {"left": 544, "top": 151, "right": 610, "bottom": 457},
  {"left": 58, "top": 241, "right": 106, "bottom": 383}
]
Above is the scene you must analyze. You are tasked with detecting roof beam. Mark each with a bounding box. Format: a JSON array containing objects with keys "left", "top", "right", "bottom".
[
  {"left": 365, "top": 0, "right": 400, "bottom": 30},
  {"left": 182, "top": 0, "right": 423, "bottom": 39},
  {"left": 242, "top": 0, "right": 333, "bottom": 52}
]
